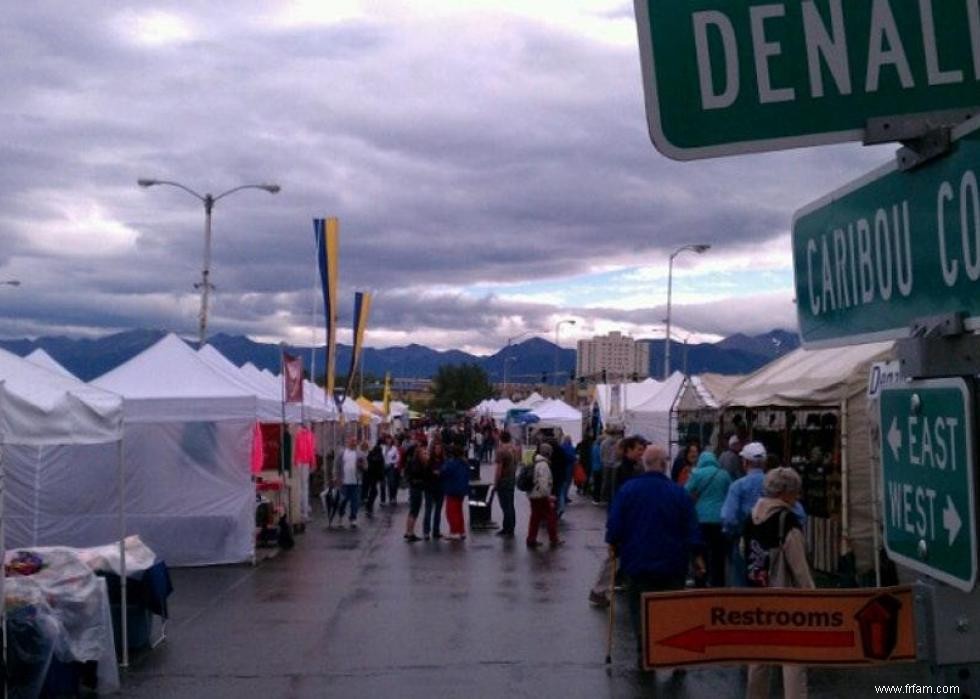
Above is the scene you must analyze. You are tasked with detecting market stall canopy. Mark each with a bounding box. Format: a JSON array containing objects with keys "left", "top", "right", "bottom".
[
  {"left": 24, "top": 348, "right": 77, "bottom": 380},
  {"left": 724, "top": 342, "right": 894, "bottom": 407},
  {"left": 0, "top": 347, "right": 122, "bottom": 445},
  {"left": 594, "top": 378, "right": 664, "bottom": 422},
  {"left": 197, "top": 345, "right": 303, "bottom": 422},
  {"left": 515, "top": 392, "right": 546, "bottom": 410},
  {"left": 373, "top": 400, "right": 409, "bottom": 419},
  {"left": 530, "top": 399, "right": 584, "bottom": 443},
  {"left": 686, "top": 373, "right": 742, "bottom": 409},
  {"left": 92, "top": 333, "right": 258, "bottom": 423}
]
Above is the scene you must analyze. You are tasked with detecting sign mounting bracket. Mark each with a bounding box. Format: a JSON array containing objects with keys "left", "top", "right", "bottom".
[
  {"left": 897, "top": 313, "right": 980, "bottom": 380},
  {"left": 863, "top": 108, "right": 977, "bottom": 171}
]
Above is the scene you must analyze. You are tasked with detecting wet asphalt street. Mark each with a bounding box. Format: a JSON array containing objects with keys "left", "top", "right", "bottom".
[{"left": 123, "top": 464, "right": 928, "bottom": 698}]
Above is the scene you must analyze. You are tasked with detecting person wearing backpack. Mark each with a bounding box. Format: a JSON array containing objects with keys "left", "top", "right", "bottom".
[
  {"left": 684, "top": 451, "right": 732, "bottom": 587},
  {"left": 743, "top": 467, "right": 813, "bottom": 699},
  {"left": 525, "top": 443, "right": 561, "bottom": 548}
]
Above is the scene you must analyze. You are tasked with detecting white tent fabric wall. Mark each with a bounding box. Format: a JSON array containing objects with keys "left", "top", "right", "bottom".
[
  {"left": 197, "top": 345, "right": 302, "bottom": 423},
  {"left": 24, "top": 348, "right": 77, "bottom": 380},
  {"left": 594, "top": 378, "right": 663, "bottom": 425},
  {"left": 92, "top": 334, "right": 258, "bottom": 566},
  {"left": 515, "top": 392, "right": 546, "bottom": 410},
  {"left": 0, "top": 348, "right": 125, "bottom": 548},
  {"left": 722, "top": 341, "right": 894, "bottom": 577},
  {"left": 529, "top": 399, "right": 583, "bottom": 444},
  {"left": 623, "top": 373, "right": 687, "bottom": 454}
]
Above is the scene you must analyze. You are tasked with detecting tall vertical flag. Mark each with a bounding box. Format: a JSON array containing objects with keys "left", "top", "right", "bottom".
[
  {"left": 344, "top": 291, "right": 373, "bottom": 397},
  {"left": 382, "top": 371, "right": 392, "bottom": 419},
  {"left": 314, "top": 217, "right": 340, "bottom": 403},
  {"left": 283, "top": 352, "right": 304, "bottom": 403}
]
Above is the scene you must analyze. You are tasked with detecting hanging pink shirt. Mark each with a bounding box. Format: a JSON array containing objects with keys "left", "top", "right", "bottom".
[{"left": 294, "top": 428, "right": 316, "bottom": 466}]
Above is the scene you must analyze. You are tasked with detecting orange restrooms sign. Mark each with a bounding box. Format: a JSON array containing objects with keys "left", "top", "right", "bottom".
[{"left": 643, "top": 587, "right": 916, "bottom": 670}]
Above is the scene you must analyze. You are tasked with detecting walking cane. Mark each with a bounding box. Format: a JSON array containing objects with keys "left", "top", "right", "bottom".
[{"left": 605, "top": 547, "right": 616, "bottom": 665}]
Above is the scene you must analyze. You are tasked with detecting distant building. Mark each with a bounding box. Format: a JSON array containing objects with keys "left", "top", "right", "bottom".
[{"left": 576, "top": 331, "right": 649, "bottom": 382}]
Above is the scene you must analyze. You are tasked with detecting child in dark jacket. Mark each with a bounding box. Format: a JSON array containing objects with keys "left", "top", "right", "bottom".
[{"left": 441, "top": 446, "right": 470, "bottom": 540}]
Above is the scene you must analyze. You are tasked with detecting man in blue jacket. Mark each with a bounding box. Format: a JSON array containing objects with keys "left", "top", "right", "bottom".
[{"left": 606, "top": 443, "right": 704, "bottom": 666}]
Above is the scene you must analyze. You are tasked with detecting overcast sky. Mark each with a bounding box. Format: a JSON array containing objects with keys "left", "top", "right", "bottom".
[{"left": 1, "top": 1, "right": 895, "bottom": 354}]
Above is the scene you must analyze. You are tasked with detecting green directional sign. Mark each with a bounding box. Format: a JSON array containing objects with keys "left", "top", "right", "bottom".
[
  {"left": 880, "top": 377, "right": 976, "bottom": 591},
  {"left": 633, "top": 0, "right": 980, "bottom": 160},
  {"left": 793, "top": 115, "right": 980, "bottom": 348}
]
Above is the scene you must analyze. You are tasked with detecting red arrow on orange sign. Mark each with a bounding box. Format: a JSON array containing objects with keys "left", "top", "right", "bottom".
[{"left": 657, "top": 626, "right": 855, "bottom": 654}]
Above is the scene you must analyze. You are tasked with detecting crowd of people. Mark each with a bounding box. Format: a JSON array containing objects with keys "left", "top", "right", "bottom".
[
  {"left": 594, "top": 427, "right": 813, "bottom": 698},
  {"left": 319, "top": 417, "right": 814, "bottom": 697}
]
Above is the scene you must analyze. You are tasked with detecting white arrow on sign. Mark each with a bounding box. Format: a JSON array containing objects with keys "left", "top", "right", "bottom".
[
  {"left": 887, "top": 417, "right": 902, "bottom": 460},
  {"left": 943, "top": 495, "right": 962, "bottom": 546}
]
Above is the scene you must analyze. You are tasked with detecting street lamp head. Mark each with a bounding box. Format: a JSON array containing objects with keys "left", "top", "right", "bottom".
[
  {"left": 2, "top": 280, "right": 20, "bottom": 287},
  {"left": 260, "top": 184, "right": 281, "bottom": 194},
  {"left": 137, "top": 178, "right": 159, "bottom": 188},
  {"left": 692, "top": 244, "right": 711, "bottom": 253}
]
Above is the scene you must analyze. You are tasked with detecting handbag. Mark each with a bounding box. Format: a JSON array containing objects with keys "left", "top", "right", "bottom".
[
  {"left": 768, "top": 511, "right": 797, "bottom": 587},
  {"left": 689, "top": 468, "right": 720, "bottom": 503}
]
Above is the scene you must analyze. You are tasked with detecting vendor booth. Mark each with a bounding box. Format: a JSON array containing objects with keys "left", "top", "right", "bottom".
[
  {"left": 673, "top": 373, "right": 743, "bottom": 451},
  {"left": 621, "top": 373, "right": 686, "bottom": 454},
  {"left": 721, "top": 341, "right": 894, "bottom": 582},
  {"left": 0, "top": 347, "right": 130, "bottom": 691},
  {"left": 92, "top": 334, "right": 258, "bottom": 567},
  {"left": 528, "top": 399, "right": 584, "bottom": 444},
  {"left": 594, "top": 378, "right": 664, "bottom": 426}
]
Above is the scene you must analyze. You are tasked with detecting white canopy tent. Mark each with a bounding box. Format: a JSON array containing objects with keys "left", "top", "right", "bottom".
[
  {"left": 92, "top": 334, "right": 258, "bottom": 566},
  {"left": 529, "top": 399, "right": 584, "bottom": 444},
  {"left": 514, "top": 392, "right": 546, "bottom": 410},
  {"left": 24, "top": 348, "right": 77, "bottom": 380},
  {"left": 623, "top": 373, "right": 687, "bottom": 453},
  {"left": 197, "top": 345, "right": 304, "bottom": 422},
  {"left": 0, "top": 348, "right": 131, "bottom": 664},
  {"left": 722, "top": 341, "right": 894, "bottom": 579},
  {"left": 594, "top": 378, "right": 664, "bottom": 425}
]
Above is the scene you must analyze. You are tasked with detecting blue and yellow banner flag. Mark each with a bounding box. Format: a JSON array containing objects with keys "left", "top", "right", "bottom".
[
  {"left": 313, "top": 217, "right": 340, "bottom": 403},
  {"left": 344, "top": 290, "right": 373, "bottom": 397},
  {"left": 382, "top": 371, "right": 391, "bottom": 418}
]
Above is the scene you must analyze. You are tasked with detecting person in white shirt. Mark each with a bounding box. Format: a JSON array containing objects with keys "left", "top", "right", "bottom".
[
  {"left": 383, "top": 435, "right": 401, "bottom": 506},
  {"left": 333, "top": 436, "right": 364, "bottom": 527}
]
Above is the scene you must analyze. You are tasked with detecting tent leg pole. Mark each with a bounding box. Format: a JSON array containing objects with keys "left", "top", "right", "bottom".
[{"left": 118, "top": 438, "right": 128, "bottom": 668}]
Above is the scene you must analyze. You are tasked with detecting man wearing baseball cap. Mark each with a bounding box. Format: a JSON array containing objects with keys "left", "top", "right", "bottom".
[{"left": 721, "top": 442, "right": 806, "bottom": 585}]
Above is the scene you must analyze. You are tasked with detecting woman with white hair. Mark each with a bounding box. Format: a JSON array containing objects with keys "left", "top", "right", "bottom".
[{"left": 743, "top": 467, "right": 813, "bottom": 699}]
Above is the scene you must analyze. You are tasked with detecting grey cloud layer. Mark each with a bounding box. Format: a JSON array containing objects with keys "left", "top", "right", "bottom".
[{"left": 0, "top": 3, "right": 890, "bottom": 346}]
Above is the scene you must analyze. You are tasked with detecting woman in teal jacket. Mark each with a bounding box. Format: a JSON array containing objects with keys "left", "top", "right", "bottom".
[{"left": 685, "top": 451, "right": 732, "bottom": 587}]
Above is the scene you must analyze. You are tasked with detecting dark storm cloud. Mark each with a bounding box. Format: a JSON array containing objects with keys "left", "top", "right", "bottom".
[{"left": 0, "top": 2, "right": 892, "bottom": 347}]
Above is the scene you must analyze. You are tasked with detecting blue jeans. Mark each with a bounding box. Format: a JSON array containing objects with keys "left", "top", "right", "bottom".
[
  {"left": 340, "top": 484, "right": 360, "bottom": 522},
  {"left": 423, "top": 488, "right": 443, "bottom": 536},
  {"left": 385, "top": 467, "right": 399, "bottom": 503}
]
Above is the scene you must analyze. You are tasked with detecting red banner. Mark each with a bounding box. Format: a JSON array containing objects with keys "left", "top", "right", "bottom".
[{"left": 283, "top": 352, "right": 303, "bottom": 403}]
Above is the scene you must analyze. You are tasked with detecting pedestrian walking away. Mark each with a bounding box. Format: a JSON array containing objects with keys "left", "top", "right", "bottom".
[
  {"left": 606, "top": 443, "right": 704, "bottom": 669},
  {"left": 744, "top": 467, "right": 814, "bottom": 699},
  {"left": 525, "top": 443, "right": 561, "bottom": 548},
  {"left": 684, "top": 450, "right": 732, "bottom": 587},
  {"left": 334, "top": 436, "right": 365, "bottom": 528}
]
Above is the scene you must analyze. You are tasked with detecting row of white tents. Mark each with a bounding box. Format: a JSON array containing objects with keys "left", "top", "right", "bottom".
[
  {"left": 475, "top": 340, "right": 897, "bottom": 582},
  {"left": 3, "top": 333, "right": 384, "bottom": 569}
]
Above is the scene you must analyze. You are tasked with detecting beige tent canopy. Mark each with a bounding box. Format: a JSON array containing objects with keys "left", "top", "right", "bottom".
[{"left": 722, "top": 341, "right": 894, "bottom": 580}]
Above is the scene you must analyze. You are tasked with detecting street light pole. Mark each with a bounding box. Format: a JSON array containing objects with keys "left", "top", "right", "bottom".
[
  {"left": 664, "top": 244, "right": 710, "bottom": 379},
  {"left": 502, "top": 330, "right": 533, "bottom": 396},
  {"left": 137, "top": 178, "right": 280, "bottom": 345},
  {"left": 553, "top": 319, "right": 576, "bottom": 393}
]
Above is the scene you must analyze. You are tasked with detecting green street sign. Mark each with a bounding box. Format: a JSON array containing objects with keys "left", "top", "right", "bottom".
[
  {"left": 793, "top": 115, "right": 980, "bottom": 348},
  {"left": 633, "top": 0, "right": 980, "bottom": 160},
  {"left": 880, "top": 377, "right": 976, "bottom": 591}
]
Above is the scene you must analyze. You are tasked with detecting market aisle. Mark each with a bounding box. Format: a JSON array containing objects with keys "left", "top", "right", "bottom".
[{"left": 123, "top": 468, "right": 926, "bottom": 698}]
